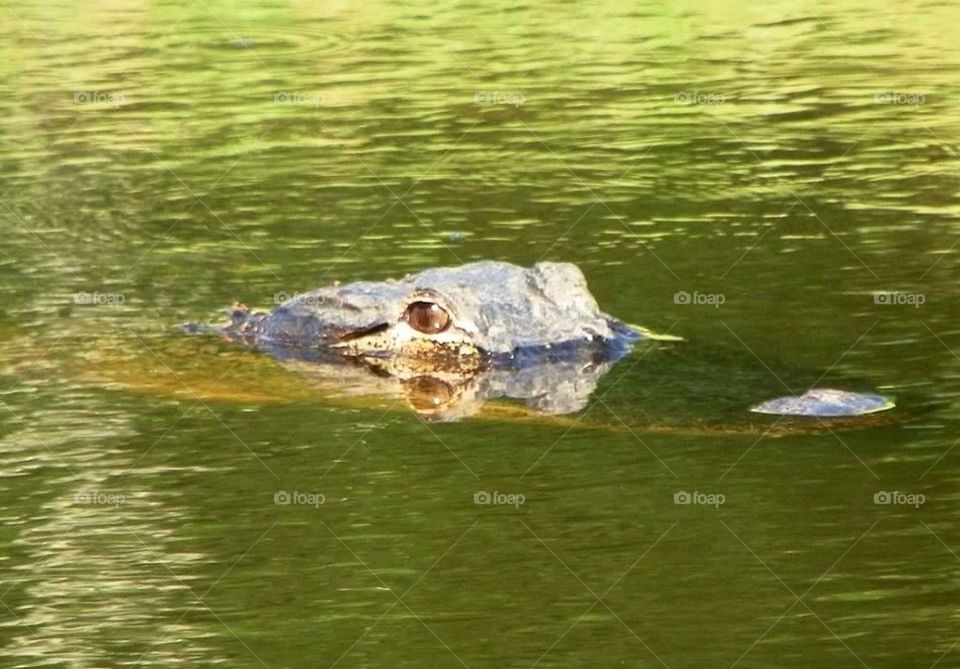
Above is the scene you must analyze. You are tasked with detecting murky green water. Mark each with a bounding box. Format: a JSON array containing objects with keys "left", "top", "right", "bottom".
[{"left": 2, "top": 1, "right": 960, "bottom": 667}]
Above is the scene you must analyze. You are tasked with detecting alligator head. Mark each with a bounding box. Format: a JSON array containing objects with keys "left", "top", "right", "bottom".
[{"left": 222, "top": 261, "right": 640, "bottom": 374}]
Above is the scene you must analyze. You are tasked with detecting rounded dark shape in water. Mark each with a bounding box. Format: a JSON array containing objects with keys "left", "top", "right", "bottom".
[
  {"left": 403, "top": 376, "right": 454, "bottom": 412},
  {"left": 751, "top": 388, "right": 895, "bottom": 417}
]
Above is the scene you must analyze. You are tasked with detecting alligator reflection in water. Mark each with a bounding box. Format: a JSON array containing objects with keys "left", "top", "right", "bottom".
[{"left": 273, "top": 346, "right": 619, "bottom": 421}]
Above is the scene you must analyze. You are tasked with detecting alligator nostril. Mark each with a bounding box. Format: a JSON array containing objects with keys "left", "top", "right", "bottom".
[{"left": 404, "top": 301, "right": 450, "bottom": 334}]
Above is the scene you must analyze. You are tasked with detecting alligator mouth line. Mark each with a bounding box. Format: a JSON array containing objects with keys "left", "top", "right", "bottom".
[
  {"left": 334, "top": 322, "right": 390, "bottom": 343},
  {"left": 328, "top": 321, "right": 486, "bottom": 373},
  {"left": 359, "top": 345, "right": 488, "bottom": 375}
]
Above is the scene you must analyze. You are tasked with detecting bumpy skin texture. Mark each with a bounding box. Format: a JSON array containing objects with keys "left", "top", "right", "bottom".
[
  {"left": 225, "top": 261, "right": 637, "bottom": 360},
  {"left": 751, "top": 389, "right": 895, "bottom": 417}
]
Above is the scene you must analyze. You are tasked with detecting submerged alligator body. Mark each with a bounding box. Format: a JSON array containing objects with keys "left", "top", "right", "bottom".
[{"left": 188, "top": 260, "right": 894, "bottom": 420}]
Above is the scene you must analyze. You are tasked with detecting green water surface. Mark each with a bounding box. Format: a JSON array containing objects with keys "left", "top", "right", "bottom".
[{"left": 1, "top": 1, "right": 960, "bottom": 667}]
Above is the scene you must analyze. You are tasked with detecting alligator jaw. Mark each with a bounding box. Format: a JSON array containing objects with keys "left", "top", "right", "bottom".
[{"left": 332, "top": 328, "right": 486, "bottom": 374}]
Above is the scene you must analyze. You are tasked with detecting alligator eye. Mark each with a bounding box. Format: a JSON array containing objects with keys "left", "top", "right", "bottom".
[{"left": 404, "top": 301, "right": 450, "bottom": 334}]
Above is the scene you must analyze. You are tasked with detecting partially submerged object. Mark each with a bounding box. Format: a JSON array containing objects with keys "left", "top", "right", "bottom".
[
  {"left": 183, "top": 260, "right": 894, "bottom": 421},
  {"left": 752, "top": 388, "right": 896, "bottom": 417},
  {"left": 213, "top": 261, "right": 639, "bottom": 369}
]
